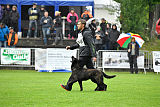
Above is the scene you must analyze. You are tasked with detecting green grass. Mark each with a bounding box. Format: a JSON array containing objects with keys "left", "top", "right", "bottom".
[{"left": 0, "top": 70, "right": 160, "bottom": 107}]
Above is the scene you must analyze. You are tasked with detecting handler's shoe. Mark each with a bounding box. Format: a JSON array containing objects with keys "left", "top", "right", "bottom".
[{"left": 60, "top": 84, "right": 70, "bottom": 91}]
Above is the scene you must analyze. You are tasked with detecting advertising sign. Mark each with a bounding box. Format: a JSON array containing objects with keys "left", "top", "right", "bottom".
[
  {"left": 153, "top": 51, "right": 160, "bottom": 72},
  {"left": 103, "top": 52, "right": 144, "bottom": 69},
  {"left": 1, "top": 48, "right": 31, "bottom": 65}
]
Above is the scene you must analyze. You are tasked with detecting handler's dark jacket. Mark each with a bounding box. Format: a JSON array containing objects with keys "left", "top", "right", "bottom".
[
  {"left": 70, "top": 28, "right": 96, "bottom": 57},
  {"left": 127, "top": 42, "right": 139, "bottom": 57}
]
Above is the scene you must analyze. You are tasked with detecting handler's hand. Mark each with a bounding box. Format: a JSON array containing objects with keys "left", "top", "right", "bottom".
[
  {"left": 66, "top": 46, "right": 70, "bottom": 50},
  {"left": 92, "top": 57, "right": 97, "bottom": 62}
]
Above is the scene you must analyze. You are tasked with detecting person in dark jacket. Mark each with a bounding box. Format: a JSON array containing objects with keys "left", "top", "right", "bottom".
[
  {"left": 27, "top": 3, "right": 39, "bottom": 38},
  {"left": 127, "top": 37, "right": 139, "bottom": 74},
  {"left": 3, "top": 4, "right": 11, "bottom": 27},
  {"left": 10, "top": 6, "right": 19, "bottom": 32},
  {"left": 52, "top": 11, "right": 62, "bottom": 45},
  {"left": 0, "top": 5, "right": 4, "bottom": 22},
  {"left": 108, "top": 24, "right": 120, "bottom": 50},
  {"left": 0, "top": 23, "right": 9, "bottom": 47},
  {"left": 39, "top": 5, "right": 46, "bottom": 38},
  {"left": 89, "top": 19, "right": 97, "bottom": 38},
  {"left": 100, "top": 18, "right": 106, "bottom": 34},
  {"left": 39, "top": 5, "right": 46, "bottom": 21},
  {"left": 61, "top": 19, "right": 97, "bottom": 91},
  {"left": 94, "top": 26, "right": 105, "bottom": 51},
  {"left": 67, "top": 8, "right": 78, "bottom": 39},
  {"left": 103, "top": 23, "right": 111, "bottom": 50},
  {"left": 40, "top": 11, "right": 52, "bottom": 45}
]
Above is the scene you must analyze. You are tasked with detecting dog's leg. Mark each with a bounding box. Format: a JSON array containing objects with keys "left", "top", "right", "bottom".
[
  {"left": 78, "top": 81, "right": 83, "bottom": 91},
  {"left": 95, "top": 85, "right": 99, "bottom": 91},
  {"left": 103, "top": 84, "right": 107, "bottom": 91}
]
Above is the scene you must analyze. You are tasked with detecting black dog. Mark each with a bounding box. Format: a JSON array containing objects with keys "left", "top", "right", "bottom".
[{"left": 60, "top": 56, "right": 116, "bottom": 91}]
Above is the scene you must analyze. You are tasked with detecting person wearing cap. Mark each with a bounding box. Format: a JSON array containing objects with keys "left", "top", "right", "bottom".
[
  {"left": 127, "top": 37, "right": 139, "bottom": 74},
  {"left": 39, "top": 5, "right": 46, "bottom": 38},
  {"left": 67, "top": 8, "right": 78, "bottom": 39},
  {"left": 108, "top": 24, "right": 120, "bottom": 50},
  {"left": 81, "top": 9, "right": 93, "bottom": 21},
  {"left": 8, "top": 27, "right": 18, "bottom": 48},
  {"left": 0, "top": 23, "right": 9, "bottom": 47},
  {"left": 10, "top": 5, "right": 19, "bottom": 32},
  {"left": 40, "top": 11, "right": 52, "bottom": 45},
  {"left": 52, "top": 11, "right": 62, "bottom": 45},
  {"left": 27, "top": 3, "right": 40, "bottom": 38},
  {"left": 39, "top": 5, "right": 46, "bottom": 20}
]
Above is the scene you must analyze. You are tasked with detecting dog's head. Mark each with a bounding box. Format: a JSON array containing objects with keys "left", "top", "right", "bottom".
[{"left": 71, "top": 56, "right": 80, "bottom": 70}]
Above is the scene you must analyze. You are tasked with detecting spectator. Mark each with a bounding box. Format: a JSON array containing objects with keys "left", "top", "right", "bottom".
[
  {"left": 100, "top": 18, "right": 106, "bottom": 34},
  {"left": 39, "top": 5, "right": 46, "bottom": 21},
  {"left": 27, "top": 3, "right": 39, "bottom": 38},
  {"left": 94, "top": 26, "right": 105, "bottom": 51},
  {"left": 89, "top": 19, "right": 97, "bottom": 37},
  {"left": 0, "top": 23, "right": 9, "bottom": 47},
  {"left": 10, "top": 6, "right": 19, "bottom": 32},
  {"left": 103, "top": 23, "right": 111, "bottom": 50},
  {"left": 81, "top": 9, "right": 93, "bottom": 21},
  {"left": 7, "top": 27, "right": 18, "bottom": 48},
  {"left": 0, "top": 5, "right": 4, "bottom": 22},
  {"left": 39, "top": 5, "right": 46, "bottom": 38},
  {"left": 108, "top": 24, "right": 120, "bottom": 50},
  {"left": 52, "top": 11, "right": 62, "bottom": 46},
  {"left": 3, "top": 4, "right": 11, "bottom": 27},
  {"left": 127, "top": 37, "right": 139, "bottom": 74},
  {"left": 67, "top": 8, "right": 78, "bottom": 39},
  {"left": 61, "top": 19, "right": 96, "bottom": 91},
  {"left": 40, "top": 11, "right": 52, "bottom": 45}
]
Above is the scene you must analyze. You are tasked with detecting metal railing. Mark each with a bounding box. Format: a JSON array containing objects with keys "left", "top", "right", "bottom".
[
  {"left": 96, "top": 50, "right": 150, "bottom": 73},
  {"left": 0, "top": 48, "right": 153, "bottom": 72}
]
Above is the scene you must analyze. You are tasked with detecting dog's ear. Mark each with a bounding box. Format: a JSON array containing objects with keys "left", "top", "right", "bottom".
[{"left": 71, "top": 56, "right": 76, "bottom": 62}]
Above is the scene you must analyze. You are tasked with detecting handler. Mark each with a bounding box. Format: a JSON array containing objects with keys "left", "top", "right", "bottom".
[{"left": 61, "top": 19, "right": 97, "bottom": 91}]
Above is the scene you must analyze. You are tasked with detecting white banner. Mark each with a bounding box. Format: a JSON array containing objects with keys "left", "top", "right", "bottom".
[
  {"left": 35, "top": 48, "right": 77, "bottom": 71},
  {"left": 152, "top": 51, "right": 160, "bottom": 72},
  {"left": 1, "top": 48, "right": 31, "bottom": 65},
  {"left": 103, "top": 52, "right": 144, "bottom": 69},
  {"left": 35, "top": 49, "right": 47, "bottom": 70}
]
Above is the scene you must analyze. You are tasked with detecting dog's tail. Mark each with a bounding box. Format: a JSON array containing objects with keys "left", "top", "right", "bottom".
[{"left": 102, "top": 72, "right": 116, "bottom": 79}]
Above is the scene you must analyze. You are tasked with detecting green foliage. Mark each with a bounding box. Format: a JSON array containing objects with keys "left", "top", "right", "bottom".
[
  {"left": 0, "top": 70, "right": 160, "bottom": 107},
  {"left": 141, "top": 36, "right": 160, "bottom": 51},
  {"left": 118, "top": 0, "right": 149, "bottom": 40}
]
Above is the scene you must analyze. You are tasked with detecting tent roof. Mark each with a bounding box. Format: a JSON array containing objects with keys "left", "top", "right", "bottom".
[{"left": 0, "top": 0, "right": 94, "bottom": 6}]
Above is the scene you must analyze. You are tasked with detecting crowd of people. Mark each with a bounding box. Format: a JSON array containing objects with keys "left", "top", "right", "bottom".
[
  {"left": 0, "top": 3, "right": 120, "bottom": 49},
  {"left": 0, "top": 4, "right": 19, "bottom": 47}
]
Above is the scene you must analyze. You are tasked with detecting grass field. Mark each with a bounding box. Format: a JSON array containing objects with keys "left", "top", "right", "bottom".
[{"left": 0, "top": 70, "right": 160, "bottom": 107}]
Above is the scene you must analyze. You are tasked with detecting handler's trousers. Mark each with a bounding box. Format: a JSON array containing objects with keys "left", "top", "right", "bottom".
[
  {"left": 129, "top": 55, "right": 138, "bottom": 74},
  {"left": 66, "top": 56, "right": 95, "bottom": 90}
]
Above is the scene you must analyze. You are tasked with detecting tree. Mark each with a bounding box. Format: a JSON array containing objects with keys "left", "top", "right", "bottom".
[{"left": 114, "top": 0, "right": 160, "bottom": 38}]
